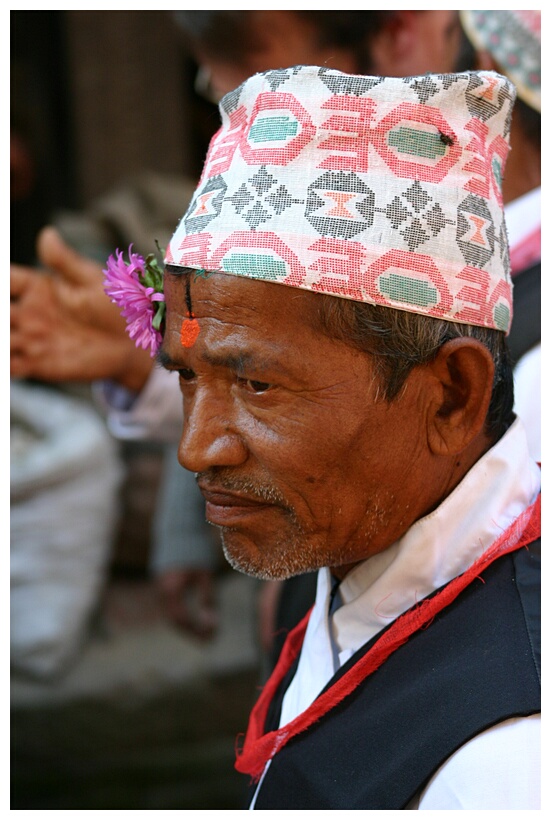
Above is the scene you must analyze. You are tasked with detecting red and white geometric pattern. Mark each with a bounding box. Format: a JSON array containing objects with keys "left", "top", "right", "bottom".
[{"left": 166, "top": 66, "right": 516, "bottom": 332}]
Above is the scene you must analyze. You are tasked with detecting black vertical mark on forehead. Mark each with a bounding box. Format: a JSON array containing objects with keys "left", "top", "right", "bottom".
[
  {"left": 165, "top": 265, "right": 195, "bottom": 316},
  {"left": 185, "top": 274, "right": 193, "bottom": 317}
]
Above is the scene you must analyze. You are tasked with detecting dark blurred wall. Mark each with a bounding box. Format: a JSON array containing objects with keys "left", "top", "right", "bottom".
[
  {"left": 11, "top": 11, "right": 76, "bottom": 263},
  {"left": 11, "top": 10, "right": 210, "bottom": 263},
  {"left": 63, "top": 11, "right": 196, "bottom": 203}
]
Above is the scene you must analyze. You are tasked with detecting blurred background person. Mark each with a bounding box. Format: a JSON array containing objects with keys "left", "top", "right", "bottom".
[{"left": 11, "top": 19, "right": 124, "bottom": 682}]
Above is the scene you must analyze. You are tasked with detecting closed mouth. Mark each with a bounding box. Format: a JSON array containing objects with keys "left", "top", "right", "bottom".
[{"left": 198, "top": 484, "right": 276, "bottom": 526}]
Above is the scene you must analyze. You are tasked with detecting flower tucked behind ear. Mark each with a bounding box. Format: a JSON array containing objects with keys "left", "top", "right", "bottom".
[{"left": 103, "top": 245, "right": 165, "bottom": 355}]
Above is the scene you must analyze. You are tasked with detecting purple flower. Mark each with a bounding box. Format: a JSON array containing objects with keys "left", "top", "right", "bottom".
[{"left": 103, "top": 247, "right": 165, "bottom": 356}]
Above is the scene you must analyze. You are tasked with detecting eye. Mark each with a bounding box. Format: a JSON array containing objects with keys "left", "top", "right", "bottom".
[
  {"left": 242, "top": 378, "right": 272, "bottom": 394},
  {"left": 178, "top": 367, "right": 195, "bottom": 381}
]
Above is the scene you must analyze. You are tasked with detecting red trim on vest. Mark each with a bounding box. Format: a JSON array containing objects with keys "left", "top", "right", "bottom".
[{"left": 235, "top": 494, "right": 541, "bottom": 781}]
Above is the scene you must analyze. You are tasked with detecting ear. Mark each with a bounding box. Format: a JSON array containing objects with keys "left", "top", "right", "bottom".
[{"left": 426, "top": 338, "right": 494, "bottom": 457}]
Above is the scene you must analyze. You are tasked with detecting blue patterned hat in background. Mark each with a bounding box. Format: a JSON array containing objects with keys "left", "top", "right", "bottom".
[{"left": 460, "top": 11, "right": 540, "bottom": 113}]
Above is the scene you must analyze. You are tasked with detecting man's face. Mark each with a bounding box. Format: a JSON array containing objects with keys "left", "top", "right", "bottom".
[{"left": 161, "top": 272, "right": 439, "bottom": 580}]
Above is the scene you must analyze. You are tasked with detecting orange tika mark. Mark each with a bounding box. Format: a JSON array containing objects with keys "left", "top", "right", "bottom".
[{"left": 180, "top": 315, "right": 200, "bottom": 348}]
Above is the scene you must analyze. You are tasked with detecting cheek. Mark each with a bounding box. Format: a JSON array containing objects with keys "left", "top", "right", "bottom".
[{"left": 244, "top": 409, "right": 364, "bottom": 504}]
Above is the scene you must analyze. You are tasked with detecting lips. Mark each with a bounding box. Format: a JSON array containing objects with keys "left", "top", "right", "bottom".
[{"left": 199, "top": 485, "right": 274, "bottom": 526}]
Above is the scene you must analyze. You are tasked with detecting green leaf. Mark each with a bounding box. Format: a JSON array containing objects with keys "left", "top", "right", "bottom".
[
  {"left": 152, "top": 301, "right": 166, "bottom": 331},
  {"left": 144, "top": 251, "right": 165, "bottom": 291}
]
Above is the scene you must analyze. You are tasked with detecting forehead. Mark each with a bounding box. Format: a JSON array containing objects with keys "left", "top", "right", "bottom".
[
  {"left": 163, "top": 271, "right": 324, "bottom": 347},
  {"left": 160, "top": 271, "right": 380, "bottom": 389}
]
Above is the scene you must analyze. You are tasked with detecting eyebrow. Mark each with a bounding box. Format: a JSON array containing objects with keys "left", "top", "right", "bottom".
[
  {"left": 203, "top": 350, "right": 258, "bottom": 372},
  {"left": 157, "top": 345, "right": 288, "bottom": 377}
]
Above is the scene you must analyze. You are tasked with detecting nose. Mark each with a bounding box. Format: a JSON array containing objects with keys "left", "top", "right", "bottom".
[{"left": 178, "top": 385, "right": 248, "bottom": 473}]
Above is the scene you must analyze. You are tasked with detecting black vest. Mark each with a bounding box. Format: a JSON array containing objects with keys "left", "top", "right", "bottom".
[{"left": 251, "top": 542, "right": 540, "bottom": 809}]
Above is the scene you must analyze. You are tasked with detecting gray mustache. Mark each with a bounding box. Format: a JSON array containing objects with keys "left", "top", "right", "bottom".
[{"left": 195, "top": 469, "right": 289, "bottom": 507}]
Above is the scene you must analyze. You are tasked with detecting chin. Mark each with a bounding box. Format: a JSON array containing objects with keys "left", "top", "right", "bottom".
[{"left": 219, "top": 528, "right": 324, "bottom": 581}]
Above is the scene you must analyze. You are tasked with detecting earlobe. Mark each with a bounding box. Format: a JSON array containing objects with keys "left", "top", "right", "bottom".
[{"left": 427, "top": 338, "right": 494, "bottom": 457}]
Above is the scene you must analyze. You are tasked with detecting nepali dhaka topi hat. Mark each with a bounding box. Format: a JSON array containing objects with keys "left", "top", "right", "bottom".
[{"left": 166, "top": 66, "right": 516, "bottom": 332}]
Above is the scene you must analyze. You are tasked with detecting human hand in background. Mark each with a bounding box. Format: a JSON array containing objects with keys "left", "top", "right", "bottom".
[{"left": 10, "top": 227, "right": 153, "bottom": 391}]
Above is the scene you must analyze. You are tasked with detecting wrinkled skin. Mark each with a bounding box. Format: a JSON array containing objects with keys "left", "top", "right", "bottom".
[{"left": 160, "top": 272, "right": 482, "bottom": 581}]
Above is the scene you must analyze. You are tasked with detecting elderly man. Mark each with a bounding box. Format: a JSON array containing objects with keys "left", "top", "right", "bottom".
[{"left": 118, "top": 65, "right": 540, "bottom": 809}]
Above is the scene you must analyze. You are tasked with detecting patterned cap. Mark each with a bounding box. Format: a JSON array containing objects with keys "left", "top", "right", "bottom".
[
  {"left": 460, "top": 11, "right": 541, "bottom": 113},
  {"left": 166, "top": 66, "right": 516, "bottom": 332}
]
